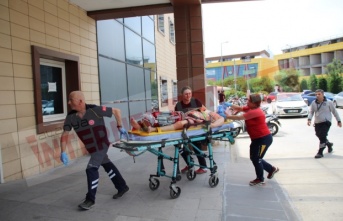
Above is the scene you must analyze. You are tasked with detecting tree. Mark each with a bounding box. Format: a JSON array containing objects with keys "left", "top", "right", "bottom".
[
  {"left": 326, "top": 59, "right": 343, "bottom": 93},
  {"left": 317, "top": 77, "right": 328, "bottom": 91},
  {"left": 308, "top": 74, "right": 318, "bottom": 91},
  {"left": 300, "top": 79, "right": 308, "bottom": 91},
  {"left": 274, "top": 69, "right": 301, "bottom": 92}
]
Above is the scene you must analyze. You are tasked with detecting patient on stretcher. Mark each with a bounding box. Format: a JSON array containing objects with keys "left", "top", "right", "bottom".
[{"left": 130, "top": 108, "right": 224, "bottom": 133}]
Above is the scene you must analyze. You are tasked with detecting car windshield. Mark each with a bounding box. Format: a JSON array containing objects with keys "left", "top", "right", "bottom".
[
  {"left": 277, "top": 94, "right": 303, "bottom": 102},
  {"left": 325, "top": 92, "right": 334, "bottom": 98}
]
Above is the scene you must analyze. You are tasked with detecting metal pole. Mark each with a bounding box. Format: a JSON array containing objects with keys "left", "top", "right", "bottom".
[
  {"left": 286, "top": 44, "right": 293, "bottom": 68},
  {"left": 220, "top": 41, "right": 228, "bottom": 89},
  {"left": 233, "top": 58, "right": 237, "bottom": 96},
  {"left": 221, "top": 45, "right": 223, "bottom": 89}
]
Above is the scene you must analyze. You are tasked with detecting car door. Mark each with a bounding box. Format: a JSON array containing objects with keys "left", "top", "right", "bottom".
[
  {"left": 304, "top": 92, "right": 316, "bottom": 106},
  {"left": 337, "top": 92, "right": 343, "bottom": 107}
]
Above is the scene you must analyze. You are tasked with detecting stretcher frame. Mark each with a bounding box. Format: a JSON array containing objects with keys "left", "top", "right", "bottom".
[{"left": 112, "top": 124, "right": 235, "bottom": 199}]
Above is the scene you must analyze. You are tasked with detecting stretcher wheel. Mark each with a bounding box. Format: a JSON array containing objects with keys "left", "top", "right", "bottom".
[
  {"left": 170, "top": 186, "right": 181, "bottom": 199},
  {"left": 208, "top": 176, "right": 219, "bottom": 187},
  {"left": 186, "top": 170, "right": 196, "bottom": 181},
  {"left": 176, "top": 174, "right": 182, "bottom": 181},
  {"left": 149, "top": 178, "right": 160, "bottom": 190}
]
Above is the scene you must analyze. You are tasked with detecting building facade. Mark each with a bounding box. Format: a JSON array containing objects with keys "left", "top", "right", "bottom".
[
  {"left": 0, "top": 0, "right": 177, "bottom": 183},
  {"left": 205, "top": 38, "right": 343, "bottom": 87}
]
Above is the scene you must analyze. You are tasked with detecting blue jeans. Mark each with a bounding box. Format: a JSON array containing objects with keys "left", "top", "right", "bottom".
[{"left": 249, "top": 134, "right": 273, "bottom": 181}]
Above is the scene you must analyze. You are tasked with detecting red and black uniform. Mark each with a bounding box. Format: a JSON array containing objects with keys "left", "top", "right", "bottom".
[
  {"left": 63, "top": 104, "right": 127, "bottom": 203},
  {"left": 242, "top": 106, "right": 273, "bottom": 181}
]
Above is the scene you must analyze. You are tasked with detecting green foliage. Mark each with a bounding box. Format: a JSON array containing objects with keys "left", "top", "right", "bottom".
[
  {"left": 151, "top": 81, "right": 158, "bottom": 98},
  {"left": 300, "top": 79, "right": 308, "bottom": 91},
  {"left": 308, "top": 74, "right": 318, "bottom": 91},
  {"left": 326, "top": 59, "right": 343, "bottom": 93},
  {"left": 274, "top": 69, "right": 301, "bottom": 92},
  {"left": 318, "top": 77, "right": 328, "bottom": 91},
  {"left": 247, "top": 76, "right": 274, "bottom": 93}
]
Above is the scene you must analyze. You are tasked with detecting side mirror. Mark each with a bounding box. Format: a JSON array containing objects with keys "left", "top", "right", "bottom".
[{"left": 303, "top": 98, "right": 308, "bottom": 105}]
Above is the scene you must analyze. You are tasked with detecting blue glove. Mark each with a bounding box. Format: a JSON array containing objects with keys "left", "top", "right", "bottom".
[
  {"left": 118, "top": 127, "right": 129, "bottom": 139},
  {"left": 223, "top": 102, "right": 232, "bottom": 107},
  {"left": 217, "top": 105, "right": 226, "bottom": 118},
  {"left": 60, "top": 152, "right": 69, "bottom": 166}
]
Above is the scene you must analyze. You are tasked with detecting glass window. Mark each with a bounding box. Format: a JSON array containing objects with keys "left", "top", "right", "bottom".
[
  {"left": 160, "top": 77, "right": 168, "bottom": 107},
  {"left": 172, "top": 80, "right": 177, "bottom": 105},
  {"left": 143, "top": 39, "right": 156, "bottom": 69},
  {"left": 97, "top": 20, "right": 125, "bottom": 61},
  {"left": 32, "top": 46, "right": 80, "bottom": 134},
  {"left": 124, "top": 17, "right": 141, "bottom": 35},
  {"left": 98, "top": 57, "right": 127, "bottom": 102},
  {"left": 169, "top": 18, "right": 175, "bottom": 44},
  {"left": 149, "top": 71, "right": 158, "bottom": 111},
  {"left": 40, "top": 59, "right": 67, "bottom": 122},
  {"left": 125, "top": 28, "right": 143, "bottom": 66},
  {"left": 142, "top": 16, "right": 155, "bottom": 43},
  {"left": 157, "top": 15, "right": 165, "bottom": 34}
]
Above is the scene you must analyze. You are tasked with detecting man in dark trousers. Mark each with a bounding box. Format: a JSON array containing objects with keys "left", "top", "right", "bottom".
[
  {"left": 60, "top": 91, "right": 129, "bottom": 210},
  {"left": 175, "top": 86, "right": 208, "bottom": 174},
  {"left": 307, "top": 89, "right": 341, "bottom": 158},
  {"left": 219, "top": 90, "right": 225, "bottom": 104}
]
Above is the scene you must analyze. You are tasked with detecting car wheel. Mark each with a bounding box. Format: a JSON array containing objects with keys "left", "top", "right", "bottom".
[{"left": 334, "top": 101, "right": 338, "bottom": 108}]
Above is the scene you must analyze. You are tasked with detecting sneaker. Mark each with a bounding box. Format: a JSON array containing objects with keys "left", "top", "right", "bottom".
[
  {"left": 113, "top": 186, "right": 129, "bottom": 199},
  {"left": 315, "top": 153, "right": 323, "bottom": 159},
  {"left": 327, "top": 142, "right": 333, "bottom": 153},
  {"left": 181, "top": 166, "right": 189, "bottom": 173},
  {"left": 195, "top": 168, "right": 207, "bottom": 174},
  {"left": 249, "top": 178, "right": 265, "bottom": 186},
  {"left": 78, "top": 199, "right": 95, "bottom": 210},
  {"left": 267, "top": 166, "right": 279, "bottom": 179}
]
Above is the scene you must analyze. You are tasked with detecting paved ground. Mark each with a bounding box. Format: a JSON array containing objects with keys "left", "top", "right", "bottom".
[{"left": 0, "top": 108, "right": 342, "bottom": 221}]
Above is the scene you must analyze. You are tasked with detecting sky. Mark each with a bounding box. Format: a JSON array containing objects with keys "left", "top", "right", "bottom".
[{"left": 202, "top": 0, "right": 343, "bottom": 58}]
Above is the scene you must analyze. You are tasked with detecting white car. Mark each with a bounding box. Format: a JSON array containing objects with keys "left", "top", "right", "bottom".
[
  {"left": 43, "top": 101, "right": 54, "bottom": 115},
  {"left": 272, "top": 93, "right": 308, "bottom": 117},
  {"left": 333, "top": 92, "right": 343, "bottom": 108}
]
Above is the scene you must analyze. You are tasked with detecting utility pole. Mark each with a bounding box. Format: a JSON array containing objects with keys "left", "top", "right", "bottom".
[{"left": 220, "top": 41, "right": 228, "bottom": 89}]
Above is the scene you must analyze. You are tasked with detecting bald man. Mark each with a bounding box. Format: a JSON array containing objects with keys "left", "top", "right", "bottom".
[{"left": 60, "top": 91, "right": 129, "bottom": 210}]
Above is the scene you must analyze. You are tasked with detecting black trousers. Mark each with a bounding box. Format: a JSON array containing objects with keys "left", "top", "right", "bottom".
[
  {"left": 181, "top": 141, "right": 207, "bottom": 168},
  {"left": 315, "top": 121, "right": 331, "bottom": 144}
]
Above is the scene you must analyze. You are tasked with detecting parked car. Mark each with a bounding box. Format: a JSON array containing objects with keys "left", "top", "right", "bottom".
[
  {"left": 301, "top": 90, "right": 313, "bottom": 96},
  {"left": 43, "top": 101, "right": 54, "bottom": 115},
  {"left": 333, "top": 91, "right": 343, "bottom": 108},
  {"left": 266, "top": 92, "right": 278, "bottom": 103},
  {"left": 272, "top": 93, "right": 308, "bottom": 117},
  {"left": 302, "top": 92, "right": 334, "bottom": 106}
]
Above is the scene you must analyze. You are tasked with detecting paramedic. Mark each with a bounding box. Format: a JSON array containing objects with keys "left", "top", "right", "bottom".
[
  {"left": 60, "top": 91, "right": 129, "bottom": 210},
  {"left": 225, "top": 93, "right": 279, "bottom": 186}
]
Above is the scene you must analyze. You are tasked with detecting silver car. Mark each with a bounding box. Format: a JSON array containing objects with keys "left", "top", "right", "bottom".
[
  {"left": 333, "top": 92, "right": 343, "bottom": 108},
  {"left": 272, "top": 93, "right": 309, "bottom": 117}
]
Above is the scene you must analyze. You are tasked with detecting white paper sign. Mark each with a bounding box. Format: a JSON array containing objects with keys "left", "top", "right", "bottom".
[{"left": 48, "top": 82, "right": 57, "bottom": 92}]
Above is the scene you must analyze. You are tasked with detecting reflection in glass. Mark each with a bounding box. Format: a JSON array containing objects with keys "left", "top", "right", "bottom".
[
  {"left": 124, "top": 17, "right": 141, "bottom": 35},
  {"left": 40, "top": 65, "right": 63, "bottom": 115},
  {"left": 125, "top": 28, "right": 143, "bottom": 66},
  {"left": 143, "top": 40, "right": 156, "bottom": 69},
  {"left": 97, "top": 20, "right": 125, "bottom": 61},
  {"left": 98, "top": 57, "right": 127, "bottom": 102},
  {"left": 142, "top": 16, "right": 155, "bottom": 43}
]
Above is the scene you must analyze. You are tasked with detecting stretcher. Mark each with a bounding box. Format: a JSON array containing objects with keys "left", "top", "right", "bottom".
[{"left": 112, "top": 121, "right": 235, "bottom": 199}]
